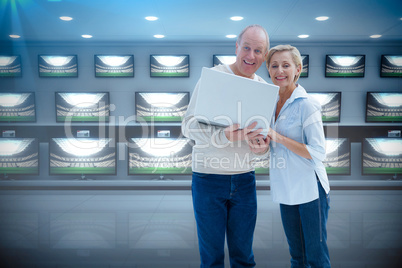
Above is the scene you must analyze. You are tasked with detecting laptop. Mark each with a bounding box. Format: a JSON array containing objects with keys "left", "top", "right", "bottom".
[{"left": 194, "top": 67, "right": 279, "bottom": 136}]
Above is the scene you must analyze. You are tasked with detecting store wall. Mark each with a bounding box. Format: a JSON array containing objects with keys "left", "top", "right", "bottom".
[{"left": 0, "top": 41, "right": 401, "bottom": 183}]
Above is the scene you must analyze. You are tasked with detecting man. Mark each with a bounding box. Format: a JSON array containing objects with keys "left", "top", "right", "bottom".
[{"left": 181, "top": 24, "right": 270, "bottom": 267}]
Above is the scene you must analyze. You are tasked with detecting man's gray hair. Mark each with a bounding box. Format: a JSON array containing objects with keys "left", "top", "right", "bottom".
[{"left": 237, "top": 24, "right": 270, "bottom": 53}]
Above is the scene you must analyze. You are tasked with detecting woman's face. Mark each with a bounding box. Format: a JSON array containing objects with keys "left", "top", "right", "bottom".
[{"left": 268, "top": 51, "right": 301, "bottom": 88}]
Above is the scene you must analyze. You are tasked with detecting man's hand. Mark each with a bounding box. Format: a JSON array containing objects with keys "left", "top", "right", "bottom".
[{"left": 224, "top": 122, "right": 262, "bottom": 142}]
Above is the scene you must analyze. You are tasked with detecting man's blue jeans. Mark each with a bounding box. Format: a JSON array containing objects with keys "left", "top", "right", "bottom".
[
  {"left": 280, "top": 180, "right": 331, "bottom": 268},
  {"left": 192, "top": 171, "right": 257, "bottom": 268}
]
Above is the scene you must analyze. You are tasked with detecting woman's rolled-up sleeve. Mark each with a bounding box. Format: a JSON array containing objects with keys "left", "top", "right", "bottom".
[{"left": 303, "top": 109, "right": 326, "bottom": 164}]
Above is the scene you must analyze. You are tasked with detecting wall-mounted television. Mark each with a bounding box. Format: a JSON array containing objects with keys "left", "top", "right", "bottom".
[
  {"left": 49, "top": 138, "right": 116, "bottom": 177},
  {"left": 38, "top": 55, "right": 78, "bottom": 77},
  {"left": 95, "top": 55, "right": 134, "bottom": 77},
  {"left": 323, "top": 138, "right": 351, "bottom": 175},
  {"left": 325, "top": 55, "right": 365, "bottom": 77},
  {"left": 300, "top": 55, "right": 309, "bottom": 77},
  {"left": 365, "top": 92, "right": 402, "bottom": 123},
  {"left": 308, "top": 92, "right": 341, "bottom": 123},
  {"left": 213, "top": 55, "right": 236, "bottom": 67},
  {"left": 362, "top": 138, "right": 402, "bottom": 176},
  {"left": 380, "top": 55, "right": 402, "bottom": 77},
  {"left": 150, "top": 55, "right": 189, "bottom": 77},
  {"left": 55, "top": 92, "right": 110, "bottom": 122},
  {"left": 0, "top": 138, "right": 39, "bottom": 176},
  {"left": 0, "top": 55, "right": 22, "bottom": 77},
  {"left": 135, "top": 92, "right": 189, "bottom": 123},
  {"left": 0, "top": 92, "right": 36, "bottom": 122},
  {"left": 128, "top": 137, "right": 193, "bottom": 176}
]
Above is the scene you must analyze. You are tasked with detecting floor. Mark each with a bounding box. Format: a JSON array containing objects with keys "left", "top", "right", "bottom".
[{"left": 0, "top": 189, "right": 401, "bottom": 268}]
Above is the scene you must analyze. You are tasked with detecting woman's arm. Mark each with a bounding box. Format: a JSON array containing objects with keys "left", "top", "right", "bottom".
[
  {"left": 268, "top": 101, "right": 326, "bottom": 162},
  {"left": 268, "top": 129, "right": 312, "bottom": 159}
]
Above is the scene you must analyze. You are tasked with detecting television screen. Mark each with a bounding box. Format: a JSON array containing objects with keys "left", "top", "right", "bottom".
[
  {"left": 95, "top": 55, "right": 134, "bottom": 77},
  {"left": 308, "top": 92, "right": 341, "bottom": 123},
  {"left": 49, "top": 138, "right": 116, "bottom": 175},
  {"left": 38, "top": 55, "right": 78, "bottom": 77},
  {"left": 213, "top": 55, "right": 236, "bottom": 66},
  {"left": 55, "top": 92, "right": 110, "bottom": 122},
  {"left": 0, "top": 55, "right": 22, "bottom": 77},
  {"left": 128, "top": 137, "right": 193, "bottom": 175},
  {"left": 362, "top": 138, "right": 402, "bottom": 175},
  {"left": 0, "top": 92, "right": 36, "bottom": 122},
  {"left": 325, "top": 55, "right": 365, "bottom": 77},
  {"left": 300, "top": 55, "right": 309, "bottom": 77},
  {"left": 323, "top": 138, "right": 351, "bottom": 175},
  {"left": 150, "top": 55, "right": 189, "bottom": 77},
  {"left": 365, "top": 92, "right": 402, "bottom": 123},
  {"left": 380, "top": 55, "right": 402, "bottom": 77},
  {"left": 135, "top": 92, "right": 189, "bottom": 122},
  {"left": 0, "top": 138, "right": 39, "bottom": 175}
]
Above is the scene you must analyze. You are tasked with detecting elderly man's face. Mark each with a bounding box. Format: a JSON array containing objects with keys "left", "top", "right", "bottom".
[{"left": 233, "top": 28, "right": 268, "bottom": 79}]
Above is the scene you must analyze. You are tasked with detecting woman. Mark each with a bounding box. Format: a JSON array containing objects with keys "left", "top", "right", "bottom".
[{"left": 251, "top": 44, "right": 331, "bottom": 267}]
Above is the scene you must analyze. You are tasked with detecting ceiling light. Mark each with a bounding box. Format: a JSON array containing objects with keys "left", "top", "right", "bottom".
[
  {"left": 230, "top": 16, "right": 243, "bottom": 21},
  {"left": 9, "top": 35, "right": 20, "bottom": 39},
  {"left": 315, "top": 16, "right": 329, "bottom": 21},
  {"left": 60, "top": 16, "right": 73, "bottom": 21},
  {"left": 154, "top": 34, "right": 165, "bottom": 38},
  {"left": 81, "top": 34, "right": 93, "bottom": 38},
  {"left": 226, "top": 34, "right": 237, "bottom": 39},
  {"left": 370, "top": 34, "right": 382, "bottom": 38},
  {"left": 145, "top": 16, "right": 158, "bottom": 21},
  {"left": 298, "top": 34, "right": 309, "bottom": 39}
]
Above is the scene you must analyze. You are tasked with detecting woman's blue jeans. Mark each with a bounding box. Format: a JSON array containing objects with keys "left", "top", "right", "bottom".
[
  {"left": 192, "top": 171, "right": 257, "bottom": 268},
  {"left": 280, "top": 180, "right": 331, "bottom": 268}
]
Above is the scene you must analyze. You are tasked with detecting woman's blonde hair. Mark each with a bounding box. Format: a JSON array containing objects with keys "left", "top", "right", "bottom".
[{"left": 266, "top": 44, "right": 302, "bottom": 83}]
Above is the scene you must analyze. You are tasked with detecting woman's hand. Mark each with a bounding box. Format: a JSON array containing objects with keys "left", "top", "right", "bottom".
[
  {"left": 247, "top": 134, "right": 270, "bottom": 154},
  {"left": 267, "top": 129, "right": 283, "bottom": 144}
]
